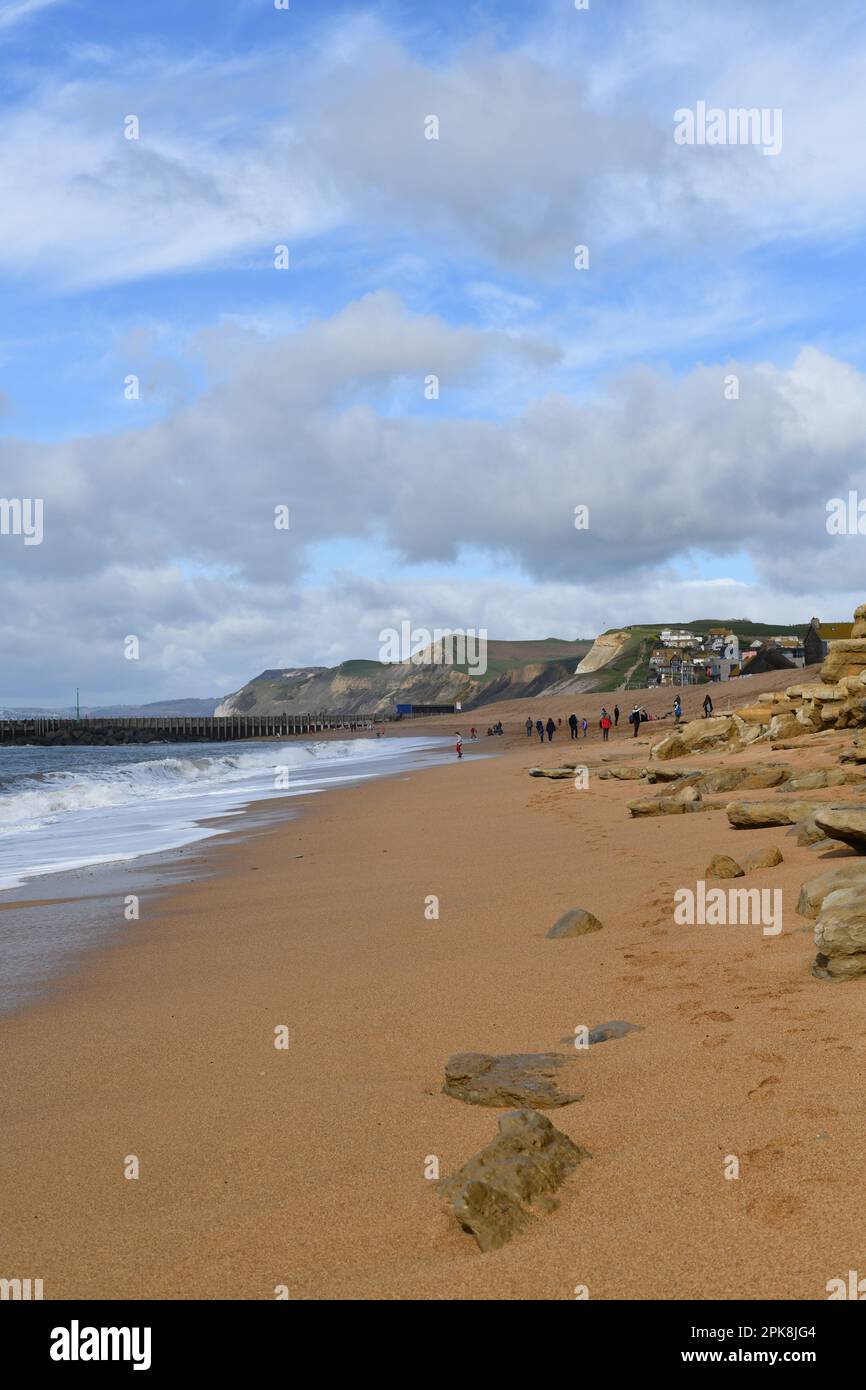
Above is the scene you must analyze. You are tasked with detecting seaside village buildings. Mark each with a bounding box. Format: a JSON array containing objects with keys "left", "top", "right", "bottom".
[{"left": 647, "top": 622, "right": 848, "bottom": 686}]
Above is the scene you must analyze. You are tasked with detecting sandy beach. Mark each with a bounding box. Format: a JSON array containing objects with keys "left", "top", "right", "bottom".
[{"left": 2, "top": 669, "right": 865, "bottom": 1301}]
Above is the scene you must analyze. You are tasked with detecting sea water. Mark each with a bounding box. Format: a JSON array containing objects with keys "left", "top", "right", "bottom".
[
  {"left": 0, "top": 734, "right": 450, "bottom": 892},
  {"left": 0, "top": 734, "right": 454, "bottom": 1012}
]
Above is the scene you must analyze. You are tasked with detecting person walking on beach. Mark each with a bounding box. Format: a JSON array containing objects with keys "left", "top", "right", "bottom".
[
  {"left": 614, "top": 704, "right": 620, "bottom": 727},
  {"left": 545, "top": 717, "right": 556, "bottom": 742},
  {"left": 601, "top": 712, "right": 612, "bottom": 742},
  {"left": 629, "top": 705, "right": 641, "bottom": 738},
  {"left": 455, "top": 732, "right": 463, "bottom": 758},
  {"left": 536, "top": 718, "right": 545, "bottom": 743},
  {"left": 673, "top": 696, "right": 682, "bottom": 724},
  {"left": 568, "top": 712, "right": 578, "bottom": 739},
  {"left": 581, "top": 718, "right": 588, "bottom": 738},
  {"left": 525, "top": 717, "right": 533, "bottom": 737},
  {"left": 703, "top": 693, "right": 713, "bottom": 718}
]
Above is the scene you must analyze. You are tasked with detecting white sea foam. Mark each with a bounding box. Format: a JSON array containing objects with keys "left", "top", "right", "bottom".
[{"left": 0, "top": 736, "right": 448, "bottom": 889}]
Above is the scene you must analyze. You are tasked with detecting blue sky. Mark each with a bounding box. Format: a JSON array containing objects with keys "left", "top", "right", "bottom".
[{"left": 2, "top": 0, "right": 866, "bottom": 703}]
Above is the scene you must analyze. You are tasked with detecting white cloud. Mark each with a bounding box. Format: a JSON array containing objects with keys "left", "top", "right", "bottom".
[{"left": 0, "top": 0, "right": 64, "bottom": 33}]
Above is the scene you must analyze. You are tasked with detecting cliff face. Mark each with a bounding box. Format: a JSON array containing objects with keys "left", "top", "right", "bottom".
[
  {"left": 216, "top": 641, "right": 593, "bottom": 717},
  {"left": 575, "top": 631, "right": 631, "bottom": 674}
]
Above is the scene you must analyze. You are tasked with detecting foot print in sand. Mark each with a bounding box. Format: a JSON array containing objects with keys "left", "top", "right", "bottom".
[
  {"left": 748, "top": 1075, "right": 782, "bottom": 1099},
  {"left": 745, "top": 1192, "right": 803, "bottom": 1227}
]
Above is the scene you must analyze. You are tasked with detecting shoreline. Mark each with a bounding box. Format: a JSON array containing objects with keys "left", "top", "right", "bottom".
[
  {"left": 3, "top": 698, "right": 865, "bottom": 1299},
  {"left": 0, "top": 731, "right": 455, "bottom": 1013}
]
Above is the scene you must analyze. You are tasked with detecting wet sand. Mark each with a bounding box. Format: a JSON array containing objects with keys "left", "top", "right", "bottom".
[{"left": 2, "top": 669, "right": 864, "bottom": 1300}]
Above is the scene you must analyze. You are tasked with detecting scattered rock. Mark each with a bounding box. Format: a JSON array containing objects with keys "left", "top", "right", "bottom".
[
  {"left": 644, "top": 766, "right": 697, "bottom": 783},
  {"left": 813, "top": 806, "right": 866, "bottom": 851},
  {"left": 587, "top": 1020, "right": 643, "bottom": 1045},
  {"left": 783, "top": 768, "right": 846, "bottom": 791},
  {"left": 443, "top": 1052, "right": 584, "bottom": 1108},
  {"left": 699, "top": 766, "right": 752, "bottom": 794},
  {"left": 547, "top": 908, "right": 603, "bottom": 939},
  {"left": 743, "top": 845, "right": 784, "bottom": 870},
  {"left": 726, "top": 799, "right": 821, "bottom": 829},
  {"left": 627, "top": 795, "right": 706, "bottom": 817},
  {"left": 706, "top": 853, "right": 745, "bottom": 879},
  {"left": 528, "top": 767, "right": 574, "bottom": 779},
  {"left": 597, "top": 764, "right": 645, "bottom": 780},
  {"left": 558, "top": 1020, "right": 644, "bottom": 1046},
  {"left": 797, "top": 863, "right": 866, "bottom": 919},
  {"left": 813, "top": 887, "right": 866, "bottom": 981},
  {"left": 789, "top": 812, "right": 828, "bottom": 847},
  {"left": 650, "top": 716, "right": 738, "bottom": 761},
  {"left": 437, "top": 1109, "right": 589, "bottom": 1251}
]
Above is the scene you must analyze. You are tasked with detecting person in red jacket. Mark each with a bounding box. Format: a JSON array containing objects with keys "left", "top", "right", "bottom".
[{"left": 601, "top": 713, "right": 612, "bottom": 742}]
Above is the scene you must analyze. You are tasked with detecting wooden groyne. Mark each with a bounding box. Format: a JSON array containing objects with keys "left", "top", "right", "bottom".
[{"left": 0, "top": 713, "right": 375, "bottom": 746}]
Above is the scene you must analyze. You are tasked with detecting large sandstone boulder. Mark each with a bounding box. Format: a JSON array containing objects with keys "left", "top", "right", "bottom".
[
  {"left": 784, "top": 769, "right": 847, "bottom": 791},
  {"left": 813, "top": 807, "right": 866, "bottom": 851},
  {"left": 437, "top": 1109, "right": 589, "bottom": 1251},
  {"left": 650, "top": 716, "right": 737, "bottom": 761},
  {"left": 813, "top": 887, "right": 866, "bottom": 981},
  {"left": 739, "top": 765, "right": 791, "bottom": 789},
  {"left": 547, "top": 908, "right": 603, "bottom": 939},
  {"left": 821, "top": 640, "right": 866, "bottom": 684},
  {"left": 797, "top": 863, "right": 866, "bottom": 920},
  {"left": 768, "top": 714, "right": 805, "bottom": 740},
  {"left": 726, "top": 799, "right": 822, "bottom": 829},
  {"left": 699, "top": 766, "right": 752, "bottom": 794},
  {"left": 443, "top": 1053, "right": 583, "bottom": 1108},
  {"left": 644, "top": 766, "right": 699, "bottom": 783}
]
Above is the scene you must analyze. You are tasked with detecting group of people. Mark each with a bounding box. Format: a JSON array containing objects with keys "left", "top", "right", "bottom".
[
  {"left": 455, "top": 723, "right": 502, "bottom": 756},
  {"left": 458, "top": 689, "right": 717, "bottom": 757},
  {"left": 523, "top": 705, "right": 626, "bottom": 743}
]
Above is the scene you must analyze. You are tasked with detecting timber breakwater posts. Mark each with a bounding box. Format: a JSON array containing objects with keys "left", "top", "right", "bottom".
[{"left": 0, "top": 713, "right": 375, "bottom": 746}]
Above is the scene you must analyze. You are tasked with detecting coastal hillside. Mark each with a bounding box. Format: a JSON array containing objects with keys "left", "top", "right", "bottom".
[{"left": 216, "top": 639, "right": 592, "bottom": 717}]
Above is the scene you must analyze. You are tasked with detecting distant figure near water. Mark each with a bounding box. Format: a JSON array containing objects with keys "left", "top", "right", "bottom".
[{"left": 455, "top": 732, "right": 463, "bottom": 759}]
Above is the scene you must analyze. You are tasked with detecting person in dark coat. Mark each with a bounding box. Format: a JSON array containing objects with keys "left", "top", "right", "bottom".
[
  {"left": 536, "top": 719, "right": 545, "bottom": 743},
  {"left": 614, "top": 704, "right": 620, "bottom": 726},
  {"left": 568, "top": 712, "right": 578, "bottom": 739},
  {"left": 545, "top": 717, "right": 556, "bottom": 742}
]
